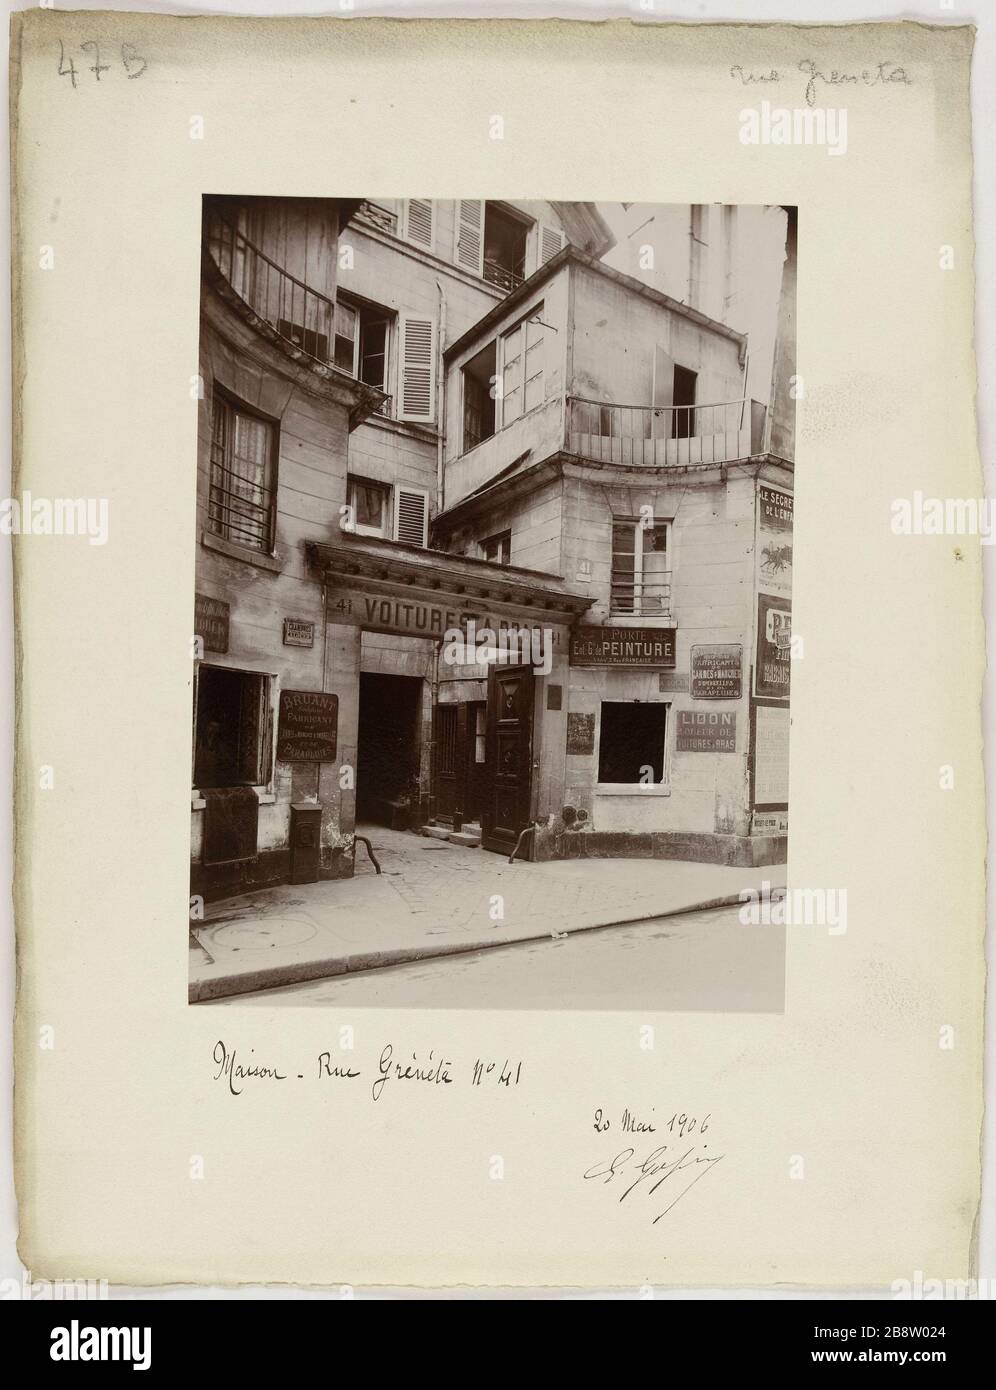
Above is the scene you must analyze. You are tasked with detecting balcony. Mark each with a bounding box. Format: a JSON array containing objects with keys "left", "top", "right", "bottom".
[
  {"left": 566, "top": 396, "right": 762, "bottom": 469},
  {"left": 483, "top": 258, "right": 524, "bottom": 295},
  {"left": 205, "top": 210, "right": 337, "bottom": 368},
  {"left": 610, "top": 570, "right": 672, "bottom": 620}
]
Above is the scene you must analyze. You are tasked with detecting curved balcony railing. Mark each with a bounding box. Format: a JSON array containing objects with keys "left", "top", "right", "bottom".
[
  {"left": 205, "top": 210, "right": 336, "bottom": 368},
  {"left": 566, "top": 395, "right": 759, "bottom": 467}
]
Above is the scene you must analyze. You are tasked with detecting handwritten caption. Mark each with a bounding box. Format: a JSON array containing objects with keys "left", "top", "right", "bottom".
[
  {"left": 213, "top": 1038, "right": 523, "bottom": 1101},
  {"left": 731, "top": 58, "right": 910, "bottom": 107}
]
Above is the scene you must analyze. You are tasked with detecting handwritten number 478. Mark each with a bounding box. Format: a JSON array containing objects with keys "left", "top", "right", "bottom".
[{"left": 58, "top": 40, "right": 147, "bottom": 87}]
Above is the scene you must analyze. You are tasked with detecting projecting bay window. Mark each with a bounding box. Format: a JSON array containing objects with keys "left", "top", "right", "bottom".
[
  {"left": 611, "top": 520, "right": 671, "bottom": 618},
  {"left": 597, "top": 701, "right": 668, "bottom": 787},
  {"left": 500, "top": 307, "right": 545, "bottom": 426},
  {"left": 209, "top": 390, "right": 277, "bottom": 554}
]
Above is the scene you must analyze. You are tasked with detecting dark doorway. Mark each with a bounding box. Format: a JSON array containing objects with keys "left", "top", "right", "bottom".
[
  {"left": 672, "top": 364, "right": 697, "bottom": 439},
  {"left": 356, "top": 673, "right": 423, "bottom": 825},
  {"left": 481, "top": 664, "right": 535, "bottom": 856}
]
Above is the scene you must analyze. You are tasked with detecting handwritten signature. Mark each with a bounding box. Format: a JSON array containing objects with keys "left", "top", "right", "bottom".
[{"left": 583, "top": 1144, "right": 724, "bottom": 1225}]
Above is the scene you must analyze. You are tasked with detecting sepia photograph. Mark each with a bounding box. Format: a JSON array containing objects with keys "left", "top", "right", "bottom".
[{"left": 189, "top": 195, "right": 796, "bottom": 1011}]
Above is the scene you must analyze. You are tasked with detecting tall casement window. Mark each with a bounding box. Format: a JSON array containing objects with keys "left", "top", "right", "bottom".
[
  {"left": 611, "top": 520, "right": 671, "bottom": 617},
  {"left": 454, "top": 200, "right": 565, "bottom": 289},
  {"left": 500, "top": 306, "right": 545, "bottom": 426},
  {"left": 598, "top": 701, "right": 668, "bottom": 786},
  {"left": 209, "top": 391, "right": 277, "bottom": 554},
  {"left": 333, "top": 297, "right": 393, "bottom": 406},
  {"left": 193, "top": 666, "right": 272, "bottom": 790}
]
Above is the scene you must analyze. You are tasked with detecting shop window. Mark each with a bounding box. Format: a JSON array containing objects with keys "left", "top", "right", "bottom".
[
  {"left": 481, "top": 530, "right": 511, "bottom": 566},
  {"left": 611, "top": 520, "right": 671, "bottom": 617},
  {"left": 463, "top": 341, "right": 497, "bottom": 451},
  {"left": 208, "top": 391, "right": 277, "bottom": 554},
  {"left": 347, "top": 475, "right": 392, "bottom": 538},
  {"left": 194, "top": 666, "right": 270, "bottom": 789},
  {"left": 597, "top": 702, "right": 668, "bottom": 785}
]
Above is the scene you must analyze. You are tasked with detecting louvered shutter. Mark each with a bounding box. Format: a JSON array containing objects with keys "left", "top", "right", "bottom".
[
  {"left": 398, "top": 314, "right": 436, "bottom": 423},
  {"left": 394, "top": 486, "right": 429, "bottom": 547},
  {"left": 404, "top": 199, "right": 434, "bottom": 251},
  {"left": 539, "top": 224, "right": 565, "bottom": 265},
  {"left": 454, "top": 199, "right": 485, "bottom": 274}
]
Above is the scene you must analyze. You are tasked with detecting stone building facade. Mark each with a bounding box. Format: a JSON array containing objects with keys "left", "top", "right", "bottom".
[{"left": 191, "top": 197, "right": 793, "bottom": 902}]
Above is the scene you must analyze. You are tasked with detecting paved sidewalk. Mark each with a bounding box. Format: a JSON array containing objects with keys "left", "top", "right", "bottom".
[{"left": 190, "top": 825, "right": 785, "bottom": 1001}]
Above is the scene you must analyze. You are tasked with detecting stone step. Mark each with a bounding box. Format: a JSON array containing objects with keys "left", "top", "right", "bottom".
[
  {"left": 448, "top": 831, "right": 481, "bottom": 848},
  {"left": 421, "top": 825, "right": 452, "bottom": 840}
]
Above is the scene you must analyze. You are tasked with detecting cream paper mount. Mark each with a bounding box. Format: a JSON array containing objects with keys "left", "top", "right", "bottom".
[{"left": 10, "top": 13, "right": 984, "bottom": 1289}]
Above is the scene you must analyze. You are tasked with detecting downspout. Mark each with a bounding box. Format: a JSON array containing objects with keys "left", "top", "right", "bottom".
[{"left": 434, "top": 279, "right": 446, "bottom": 513}]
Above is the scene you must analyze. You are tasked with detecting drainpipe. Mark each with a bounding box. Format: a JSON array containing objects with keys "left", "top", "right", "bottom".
[{"left": 434, "top": 279, "right": 446, "bottom": 514}]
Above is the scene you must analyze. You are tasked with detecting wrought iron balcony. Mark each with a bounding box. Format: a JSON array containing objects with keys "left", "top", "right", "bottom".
[
  {"left": 610, "top": 571, "right": 673, "bottom": 619},
  {"left": 205, "top": 210, "right": 336, "bottom": 368},
  {"left": 566, "top": 396, "right": 759, "bottom": 468},
  {"left": 483, "top": 258, "right": 524, "bottom": 294}
]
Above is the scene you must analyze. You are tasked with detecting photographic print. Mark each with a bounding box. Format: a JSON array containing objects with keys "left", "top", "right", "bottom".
[{"left": 189, "top": 196, "right": 796, "bottom": 1011}]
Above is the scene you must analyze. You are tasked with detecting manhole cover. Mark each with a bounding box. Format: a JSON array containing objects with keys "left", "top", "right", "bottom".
[{"left": 203, "top": 916, "right": 318, "bottom": 953}]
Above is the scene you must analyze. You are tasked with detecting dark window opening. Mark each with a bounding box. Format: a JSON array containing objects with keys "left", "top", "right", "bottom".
[
  {"left": 483, "top": 204, "right": 530, "bottom": 292},
  {"left": 333, "top": 297, "right": 393, "bottom": 397},
  {"left": 597, "top": 701, "right": 667, "bottom": 785},
  {"left": 463, "top": 340, "right": 497, "bottom": 450},
  {"left": 209, "top": 391, "right": 276, "bottom": 553},
  {"left": 672, "top": 364, "right": 697, "bottom": 439},
  {"left": 482, "top": 530, "right": 511, "bottom": 566},
  {"left": 194, "top": 666, "right": 269, "bottom": 789}
]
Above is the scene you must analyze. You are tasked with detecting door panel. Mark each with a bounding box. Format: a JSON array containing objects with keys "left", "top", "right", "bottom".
[
  {"left": 482, "top": 664, "right": 535, "bottom": 855},
  {"left": 434, "top": 704, "right": 459, "bottom": 823}
]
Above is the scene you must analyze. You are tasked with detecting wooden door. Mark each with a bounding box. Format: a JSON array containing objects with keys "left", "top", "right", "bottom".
[
  {"left": 434, "top": 704, "right": 459, "bottom": 823},
  {"left": 481, "top": 664, "right": 535, "bottom": 856}
]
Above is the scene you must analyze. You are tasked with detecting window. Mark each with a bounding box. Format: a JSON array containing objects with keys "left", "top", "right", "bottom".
[
  {"left": 462, "top": 341, "right": 497, "bottom": 450},
  {"left": 611, "top": 520, "right": 671, "bottom": 617},
  {"left": 334, "top": 297, "right": 392, "bottom": 397},
  {"left": 481, "top": 531, "right": 511, "bottom": 566},
  {"left": 672, "top": 365, "right": 697, "bottom": 440},
  {"left": 483, "top": 203, "right": 530, "bottom": 292},
  {"left": 500, "top": 306, "right": 545, "bottom": 426},
  {"left": 194, "top": 666, "right": 271, "bottom": 789},
  {"left": 347, "top": 476, "right": 391, "bottom": 537},
  {"left": 598, "top": 702, "right": 668, "bottom": 785},
  {"left": 209, "top": 391, "right": 276, "bottom": 554}
]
